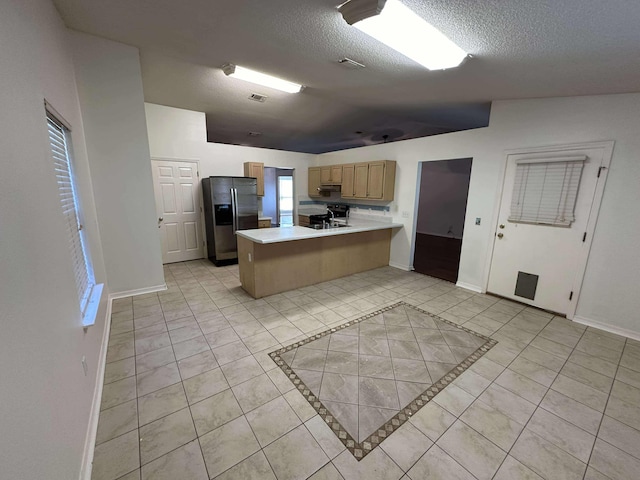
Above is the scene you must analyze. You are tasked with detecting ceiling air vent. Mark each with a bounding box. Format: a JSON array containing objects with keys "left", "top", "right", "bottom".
[
  {"left": 248, "top": 93, "right": 267, "bottom": 102},
  {"left": 338, "top": 57, "right": 366, "bottom": 69}
]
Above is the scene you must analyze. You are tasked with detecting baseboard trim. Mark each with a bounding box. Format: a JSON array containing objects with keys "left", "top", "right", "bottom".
[
  {"left": 456, "top": 281, "right": 484, "bottom": 293},
  {"left": 572, "top": 315, "right": 640, "bottom": 342},
  {"left": 110, "top": 283, "right": 167, "bottom": 300},
  {"left": 389, "top": 261, "right": 412, "bottom": 271},
  {"left": 79, "top": 293, "right": 113, "bottom": 480}
]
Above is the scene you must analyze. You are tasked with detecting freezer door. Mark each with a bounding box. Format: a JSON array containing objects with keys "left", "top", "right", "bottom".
[
  {"left": 208, "top": 177, "right": 237, "bottom": 261},
  {"left": 210, "top": 177, "right": 233, "bottom": 207},
  {"left": 233, "top": 178, "right": 259, "bottom": 230}
]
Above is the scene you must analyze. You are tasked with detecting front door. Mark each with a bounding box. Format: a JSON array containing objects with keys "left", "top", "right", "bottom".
[
  {"left": 487, "top": 142, "right": 612, "bottom": 316},
  {"left": 151, "top": 160, "right": 204, "bottom": 264}
]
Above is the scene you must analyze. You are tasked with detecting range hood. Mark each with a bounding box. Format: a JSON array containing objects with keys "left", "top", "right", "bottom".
[{"left": 316, "top": 185, "right": 340, "bottom": 196}]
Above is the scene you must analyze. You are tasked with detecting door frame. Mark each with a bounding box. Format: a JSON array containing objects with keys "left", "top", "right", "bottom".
[
  {"left": 150, "top": 157, "right": 204, "bottom": 263},
  {"left": 483, "top": 141, "right": 614, "bottom": 319}
]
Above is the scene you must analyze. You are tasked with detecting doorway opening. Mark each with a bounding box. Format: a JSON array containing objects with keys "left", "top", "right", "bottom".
[
  {"left": 263, "top": 167, "right": 294, "bottom": 227},
  {"left": 278, "top": 175, "right": 294, "bottom": 226},
  {"left": 413, "top": 158, "right": 472, "bottom": 283}
]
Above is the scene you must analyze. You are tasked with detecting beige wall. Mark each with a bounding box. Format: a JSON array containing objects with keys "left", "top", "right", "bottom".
[
  {"left": 0, "top": 0, "right": 108, "bottom": 477},
  {"left": 72, "top": 32, "right": 165, "bottom": 295},
  {"left": 319, "top": 94, "right": 640, "bottom": 336},
  {"left": 144, "top": 103, "right": 315, "bottom": 219}
]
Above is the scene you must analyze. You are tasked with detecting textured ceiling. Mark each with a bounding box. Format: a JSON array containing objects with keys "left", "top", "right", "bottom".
[{"left": 54, "top": 0, "right": 640, "bottom": 153}]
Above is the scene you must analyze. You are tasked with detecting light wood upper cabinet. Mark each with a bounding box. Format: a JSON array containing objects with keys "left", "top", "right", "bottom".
[
  {"left": 308, "top": 167, "right": 322, "bottom": 197},
  {"left": 320, "top": 164, "right": 343, "bottom": 184},
  {"left": 341, "top": 164, "right": 355, "bottom": 197},
  {"left": 244, "top": 162, "right": 264, "bottom": 196},
  {"left": 316, "top": 160, "right": 396, "bottom": 201},
  {"left": 367, "top": 160, "right": 396, "bottom": 201},
  {"left": 354, "top": 163, "right": 369, "bottom": 198}
]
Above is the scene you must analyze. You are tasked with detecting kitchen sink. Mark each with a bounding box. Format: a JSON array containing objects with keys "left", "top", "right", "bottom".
[{"left": 304, "top": 223, "right": 350, "bottom": 230}]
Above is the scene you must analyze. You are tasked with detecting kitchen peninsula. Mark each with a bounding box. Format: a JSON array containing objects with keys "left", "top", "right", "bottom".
[{"left": 236, "top": 218, "right": 403, "bottom": 298}]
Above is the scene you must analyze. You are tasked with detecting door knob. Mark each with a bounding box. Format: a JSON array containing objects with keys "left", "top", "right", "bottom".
[
  {"left": 497, "top": 233, "right": 504, "bottom": 239},
  {"left": 499, "top": 224, "right": 505, "bottom": 229},
  {"left": 158, "top": 217, "right": 164, "bottom": 222}
]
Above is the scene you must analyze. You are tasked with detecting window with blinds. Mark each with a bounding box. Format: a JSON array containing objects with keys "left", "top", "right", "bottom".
[
  {"left": 47, "top": 109, "right": 95, "bottom": 316},
  {"left": 509, "top": 155, "right": 586, "bottom": 227}
]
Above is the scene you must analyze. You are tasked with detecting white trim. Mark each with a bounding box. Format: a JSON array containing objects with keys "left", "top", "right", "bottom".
[
  {"left": 151, "top": 158, "right": 205, "bottom": 264},
  {"left": 82, "top": 283, "right": 104, "bottom": 327},
  {"left": 389, "top": 261, "right": 412, "bottom": 271},
  {"left": 455, "top": 281, "right": 484, "bottom": 293},
  {"left": 150, "top": 156, "right": 200, "bottom": 163},
  {"left": 573, "top": 315, "right": 640, "bottom": 342},
  {"left": 568, "top": 141, "right": 614, "bottom": 319},
  {"left": 79, "top": 294, "right": 112, "bottom": 480},
  {"left": 110, "top": 283, "right": 167, "bottom": 300},
  {"left": 484, "top": 140, "right": 615, "bottom": 319}
]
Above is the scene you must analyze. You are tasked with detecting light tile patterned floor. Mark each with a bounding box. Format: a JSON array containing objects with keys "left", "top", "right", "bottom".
[
  {"left": 93, "top": 260, "right": 640, "bottom": 480},
  {"left": 272, "top": 302, "right": 496, "bottom": 459}
]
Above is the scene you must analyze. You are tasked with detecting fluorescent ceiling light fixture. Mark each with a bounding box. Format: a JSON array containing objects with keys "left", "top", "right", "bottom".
[
  {"left": 222, "top": 64, "right": 303, "bottom": 93},
  {"left": 339, "top": 0, "right": 467, "bottom": 70}
]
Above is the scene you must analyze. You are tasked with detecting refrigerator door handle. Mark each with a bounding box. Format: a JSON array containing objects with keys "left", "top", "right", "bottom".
[{"left": 231, "top": 188, "right": 238, "bottom": 233}]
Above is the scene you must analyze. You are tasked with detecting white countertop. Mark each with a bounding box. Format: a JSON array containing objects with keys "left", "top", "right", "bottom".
[
  {"left": 236, "top": 217, "right": 403, "bottom": 244},
  {"left": 258, "top": 216, "right": 272, "bottom": 221}
]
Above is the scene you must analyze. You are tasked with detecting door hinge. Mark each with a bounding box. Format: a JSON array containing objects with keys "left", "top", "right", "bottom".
[
  {"left": 569, "top": 291, "right": 574, "bottom": 301},
  {"left": 197, "top": 171, "right": 200, "bottom": 177},
  {"left": 582, "top": 232, "right": 587, "bottom": 242}
]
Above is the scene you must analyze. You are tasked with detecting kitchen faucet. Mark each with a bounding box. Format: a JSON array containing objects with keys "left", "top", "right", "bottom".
[{"left": 327, "top": 207, "right": 335, "bottom": 226}]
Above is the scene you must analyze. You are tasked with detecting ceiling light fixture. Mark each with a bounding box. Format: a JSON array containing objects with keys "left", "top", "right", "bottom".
[
  {"left": 338, "top": 0, "right": 467, "bottom": 70},
  {"left": 222, "top": 64, "right": 304, "bottom": 93}
]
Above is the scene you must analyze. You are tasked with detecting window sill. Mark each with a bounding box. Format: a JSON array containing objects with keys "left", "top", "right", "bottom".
[{"left": 82, "top": 283, "right": 104, "bottom": 328}]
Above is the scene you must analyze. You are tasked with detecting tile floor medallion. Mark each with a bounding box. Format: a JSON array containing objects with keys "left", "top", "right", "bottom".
[{"left": 269, "top": 301, "right": 497, "bottom": 460}]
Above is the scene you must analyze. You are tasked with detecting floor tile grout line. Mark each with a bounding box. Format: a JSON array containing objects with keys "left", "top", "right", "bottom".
[
  {"left": 487, "top": 321, "right": 595, "bottom": 478},
  {"left": 100, "top": 264, "right": 636, "bottom": 480},
  {"left": 580, "top": 337, "right": 627, "bottom": 480}
]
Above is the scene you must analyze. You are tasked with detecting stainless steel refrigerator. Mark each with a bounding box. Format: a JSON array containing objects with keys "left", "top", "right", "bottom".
[{"left": 202, "top": 176, "right": 258, "bottom": 266}]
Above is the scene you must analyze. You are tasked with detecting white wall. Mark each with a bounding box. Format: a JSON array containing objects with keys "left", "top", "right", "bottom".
[
  {"left": 490, "top": 95, "right": 640, "bottom": 333},
  {"left": 144, "top": 103, "right": 315, "bottom": 218},
  {"left": 72, "top": 32, "right": 165, "bottom": 295},
  {"left": 319, "top": 93, "right": 640, "bottom": 335},
  {"left": 0, "top": 0, "right": 108, "bottom": 478}
]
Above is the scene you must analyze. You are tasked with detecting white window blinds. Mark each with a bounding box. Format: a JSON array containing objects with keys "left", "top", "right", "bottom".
[
  {"left": 47, "top": 110, "right": 95, "bottom": 314},
  {"left": 509, "top": 155, "right": 586, "bottom": 226}
]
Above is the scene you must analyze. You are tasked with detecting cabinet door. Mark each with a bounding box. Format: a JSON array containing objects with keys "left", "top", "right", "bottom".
[
  {"left": 341, "top": 164, "right": 355, "bottom": 197},
  {"left": 252, "top": 164, "right": 264, "bottom": 196},
  {"left": 367, "top": 161, "right": 386, "bottom": 199},
  {"left": 354, "top": 163, "right": 369, "bottom": 198},
  {"left": 331, "top": 165, "right": 343, "bottom": 184},
  {"left": 308, "top": 167, "right": 322, "bottom": 197},
  {"left": 320, "top": 166, "right": 332, "bottom": 184},
  {"left": 244, "top": 162, "right": 264, "bottom": 196},
  {"left": 298, "top": 215, "right": 310, "bottom": 226}
]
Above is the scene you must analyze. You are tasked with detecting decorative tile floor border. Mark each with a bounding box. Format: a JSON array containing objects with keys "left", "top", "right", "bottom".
[{"left": 269, "top": 301, "right": 498, "bottom": 460}]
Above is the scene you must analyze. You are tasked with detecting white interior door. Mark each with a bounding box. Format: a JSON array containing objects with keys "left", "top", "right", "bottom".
[
  {"left": 487, "top": 142, "right": 612, "bottom": 316},
  {"left": 151, "top": 160, "right": 203, "bottom": 264}
]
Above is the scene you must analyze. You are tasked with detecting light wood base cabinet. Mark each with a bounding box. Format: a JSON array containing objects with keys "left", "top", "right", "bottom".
[{"left": 238, "top": 229, "right": 392, "bottom": 298}]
